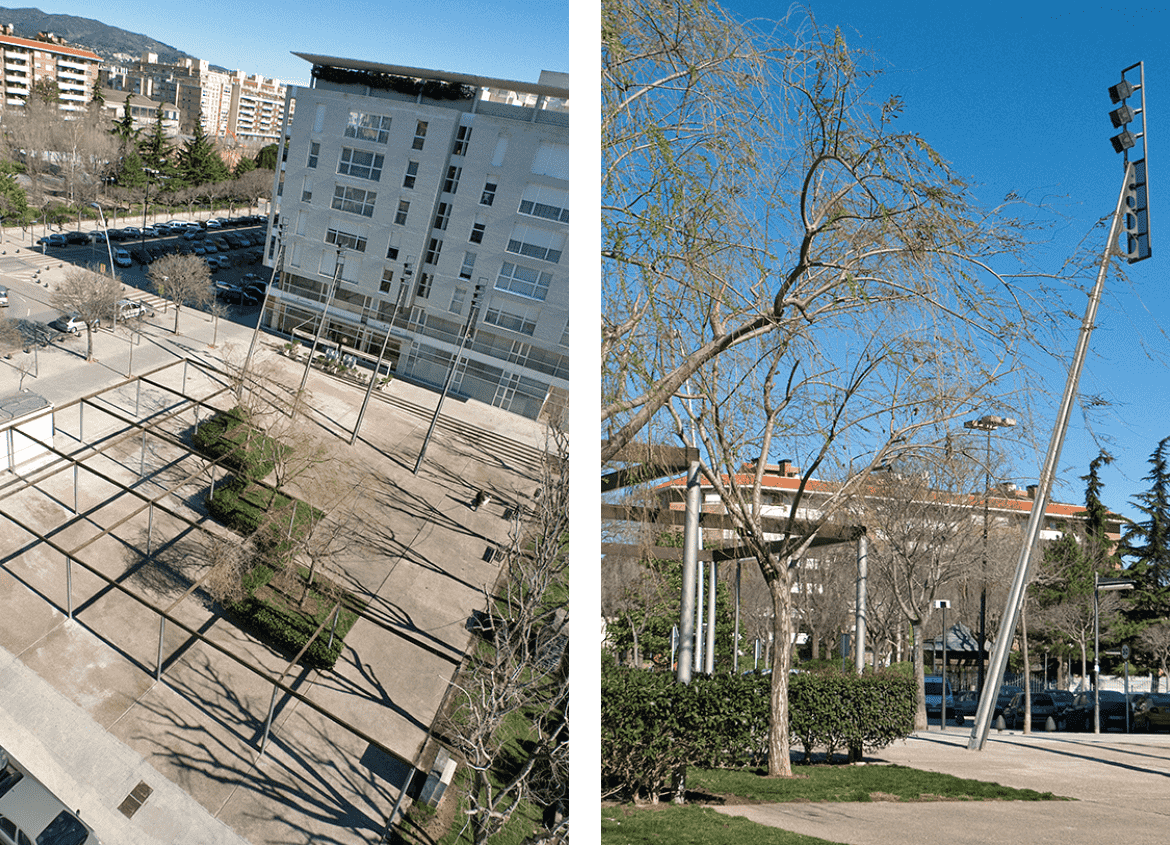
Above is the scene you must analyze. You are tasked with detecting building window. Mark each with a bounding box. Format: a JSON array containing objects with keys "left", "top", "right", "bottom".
[
  {"left": 416, "top": 272, "right": 432, "bottom": 299},
  {"left": 412, "top": 120, "right": 428, "bottom": 150},
  {"left": 380, "top": 268, "right": 394, "bottom": 294},
  {"left": 331, "top": 185, "right": 377, "bottom": 217},
  {"left": 433, "top": 202, "right": 451, "bottom": 231},
  {"left": 519, "top": 185, "right": 569, "bottom": 223},
  {"left": 313, "top": 103, "right": 326, "bottom": 133},
  {"left": 459, "top": 251, "right": 476, "bottom": 280},
  {"left": 307, "top": 141, "right": 320, "bottom": 169},
  {"left": 424, "top": 238, "right": 442, "bottom": 265},
  {"left": 450, "top": 286, "right": 467, "bottom": 315},
  {"left": 395, "top": 200, "right": 410, "bottom": 225},
  {"left": 345, "top": 111, "right": 391, "bottom": 143},
  {"left": 442, "top": 166, "right": 461, "bottom": 194},
  {"left": 301, "top": 177, "right": 312, "bottom": 203},
  {"left": 453, "top": 125, "right": 472, "bottom": 156},
  {"left": 325, "top": 227, "right": 367, "bottom": 252},
  {"left": 531, "top": 141, "right": 569, "bottom": 179},
  {"left": 484, "top": 306, "right": 537, "bottom": 336},
  {"left": 403, "top": 160, "right": 419, "bottom": 189},
  {"left": 495, "top": 262, "right": 552, "bottom": 301},
  {"left": 386, "top": 233, "right": 401, "bottom": 260},
  {"left": 469, "top": 222, "right": 485, "bottom": 244},
  {"left": 338, "top": 147, "right": 384, "bottom": 181},
  {"left": 506, "top": 226, "right": 563, "bottom": 263},
  {"left": 480, "top": 182, "right": 497, "bottom": 206}
]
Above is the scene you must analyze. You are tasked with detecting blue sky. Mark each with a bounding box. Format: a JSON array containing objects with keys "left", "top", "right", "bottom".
[
  {"left": 36, "top": 0, "right": 568, "bottom": 86},
  {"left": 706, "top": 2, "right": 1170, "bottom": 523}
]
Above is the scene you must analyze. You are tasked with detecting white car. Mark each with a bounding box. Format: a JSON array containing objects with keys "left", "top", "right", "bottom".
[
  {"left": 116, "top": 299, "right": 153, "bottom": 320},
  {"left": 0, "top": 745, "right": 101, "bottom": 844},
  {"left": 113, "top": 248, "right": 132, "bottom": 267},
  {"left": 51, "top": 314, "right": 96, "bottom": 334}
]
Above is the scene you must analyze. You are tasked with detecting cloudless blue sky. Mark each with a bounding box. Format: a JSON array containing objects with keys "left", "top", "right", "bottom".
[
  {"left": 714, "top": 2, "right": 1170, "bottom": 524},
  {"left": 34, "top": 1, "right": 568, "bottom": 86}
]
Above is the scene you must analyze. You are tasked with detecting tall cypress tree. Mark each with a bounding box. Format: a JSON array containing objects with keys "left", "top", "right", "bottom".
[
  {"left": 1122, "top": 437, "right": 1170, "bottom": 619},
  {"left": 177, "top": 113, "right": 230, "bottom": 186}
]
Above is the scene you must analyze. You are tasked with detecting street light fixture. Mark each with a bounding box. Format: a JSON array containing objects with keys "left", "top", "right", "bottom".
[
  {"left": 1094, "top": 574, "right": 1134, "bottom": 734},
  {"left": 964, "top": 413, "right": 1016, "bottom": 701}
]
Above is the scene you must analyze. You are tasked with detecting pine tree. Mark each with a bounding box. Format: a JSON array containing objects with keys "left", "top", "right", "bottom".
[
  {"left": 1122, "top": 437, "right": 1170, "bottom": 619},
  {"left": 177, "top": 113, "right": 230, "bottom": 186}
]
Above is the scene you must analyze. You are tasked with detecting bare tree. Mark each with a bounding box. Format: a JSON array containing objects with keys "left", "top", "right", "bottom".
[
  {"left": 50, "top": 266, "right": 120, "bottom": 361},
  {"left": 147, "top": 253, "right": 213, "bottom": 333},
  {"left": 442, "top": 429, "right": 568, "bottom": 845},
  {"left": 602, "top": 0, "right": 1075, "bottom": 776},
  {"left": 1137, "top": 622, "right": 1170, "bottom": 693},
  {"left": 863, "top": 460, "right": 984, "bottom": 729}
]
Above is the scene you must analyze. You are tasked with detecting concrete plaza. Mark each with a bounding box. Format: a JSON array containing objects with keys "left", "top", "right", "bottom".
[{"left": 0, "top": 242, "right": 553, "bottom": 845}]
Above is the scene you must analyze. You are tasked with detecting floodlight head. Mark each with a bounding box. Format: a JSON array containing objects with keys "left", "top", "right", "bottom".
[
  {"left": 1110, "top": 104, "right": 1136, "bottom": 128},
  {"left": 1111, "top": 131, "right": 1136, "bottom": 154},
  {"left": 1109, "top": 79, "right": 1136, "bottom": 104}
]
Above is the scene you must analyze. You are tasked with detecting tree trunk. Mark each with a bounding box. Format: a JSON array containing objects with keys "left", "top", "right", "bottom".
[
  {"left": 766, "top": 572, "right": 794, "bottom": 777},
  {"left": 911, "top": 620, "right": 927, "bottom": 730}
]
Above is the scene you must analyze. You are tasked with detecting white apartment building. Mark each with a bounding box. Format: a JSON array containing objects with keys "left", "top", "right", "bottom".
[
  {"left": 264, "top": 55, "right": 569, "bottom": 421},
  {"left": 103, "top": 53, "right": 289, "bottom": 142},
  {"left": 0, "top": 28, "right": 100, "bottom": 115}
]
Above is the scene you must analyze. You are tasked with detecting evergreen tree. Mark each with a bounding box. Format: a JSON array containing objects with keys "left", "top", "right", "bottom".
[
  {"left": 0, "top": 160, "right": 31, "bottom": 226},
  {"left": 112, "top": 95, "right": 137, "bottom": 148},
  {"left": 233, "top": 155, "right": 256, "bottom": 179},
  {"left": 116, "top": 147, "right": 148, "bottom": 189},
  {"left": 1122, "top": 437, "right": 1170, "bottom": 619},
  {"left": 90, "top": 85, "right": 106, "bottom": 111},
  {"left": 255, "top": 143, "right": 279, "bottom": 170},
  {"left": 177, "top": 114, "right": 230, "bottom": 186}
]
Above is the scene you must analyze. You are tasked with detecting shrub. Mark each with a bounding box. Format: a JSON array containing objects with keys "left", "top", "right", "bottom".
[
  {"left": 194, "top": 406, "right": 288, "bottom": 479},
  {"left": 601, "top": 662, "right": 916, "bottom": 801}
]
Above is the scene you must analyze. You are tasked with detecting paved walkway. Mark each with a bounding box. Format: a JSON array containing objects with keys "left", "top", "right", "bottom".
[
  {"left": 0, "top": 241, "right": 554, "bottom": 844},
  {"left": 714, "top": 730, "right": 1170, "bottom": 844}
]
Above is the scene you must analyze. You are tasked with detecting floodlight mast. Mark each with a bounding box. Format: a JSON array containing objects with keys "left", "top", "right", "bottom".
[{"left": 966, "top": 161, "right": 1136, "bottom": 751}]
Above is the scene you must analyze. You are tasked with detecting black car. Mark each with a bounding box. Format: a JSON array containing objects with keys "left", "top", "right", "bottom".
[
  {"left": 1066, "top": 690, "right": 1133, "bottom": 732},
  {"left": 1002, "top": 691, "right": 1063, "bottom": 730}
]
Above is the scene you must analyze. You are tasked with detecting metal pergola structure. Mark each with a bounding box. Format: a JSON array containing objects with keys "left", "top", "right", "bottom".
[{"left": 0, "top": 357, "right": 424, "bottom": 831}]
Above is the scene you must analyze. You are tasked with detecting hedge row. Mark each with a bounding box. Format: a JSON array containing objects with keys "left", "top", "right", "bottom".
[
  {"left": 194, "top": 406, "right": 288, "bottom": 479},
  {"left": 600, "top": 661, "right": 916, "bottom": 802},
  {"left": 223, "top": 564, "right": 363, "bottom": 670}
]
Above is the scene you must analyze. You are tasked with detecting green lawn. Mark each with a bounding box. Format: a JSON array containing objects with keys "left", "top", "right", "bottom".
[
  {"left": 602, "top": 805, "right": 839, "bottom": 845},
  {"left": 687, "top": 764, "right": 1063, "bottom": 803},
  {"left": 602, "top": 764, "right": 1067, "bottom": 845}
]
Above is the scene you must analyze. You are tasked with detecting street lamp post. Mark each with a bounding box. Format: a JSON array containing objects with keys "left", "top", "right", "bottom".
[
  {"left": 1094, "top": 574, "right": 1134, "bottom": 734},
  {"left": 964, "top": 414, "right": 1016, "bottom": 701}
]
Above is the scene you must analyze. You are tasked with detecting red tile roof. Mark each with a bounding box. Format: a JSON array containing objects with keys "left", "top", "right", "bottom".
[{"left": 0, "top": 34, "right": 100, "bottom": 61}]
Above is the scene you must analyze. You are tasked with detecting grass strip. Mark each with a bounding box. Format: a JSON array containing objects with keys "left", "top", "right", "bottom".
[
  {"left": 602, "top": 805, "right": 840, "bottom": 845},
  {"left": 687, "top": 764, "right": 1065, "bottom": 803}
]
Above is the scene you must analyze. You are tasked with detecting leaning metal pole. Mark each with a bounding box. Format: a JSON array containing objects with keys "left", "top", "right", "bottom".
[{"left": 968, "top": 162, "right": 1134, "bottom": 750}]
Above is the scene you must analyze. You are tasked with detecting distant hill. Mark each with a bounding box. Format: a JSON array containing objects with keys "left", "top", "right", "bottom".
[{"left": 0, "top": 6, "right": 195, "bottom": 65}]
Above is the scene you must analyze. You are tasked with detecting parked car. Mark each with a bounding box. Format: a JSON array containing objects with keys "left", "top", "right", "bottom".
[
  {"left": 0, "top": 745, "right": 101, "bottom": 844},
  {"left": 50, "top": 313, "right": 96, "bottom": 334},
  {"left": 141, "top": 226, "right": 160, "bottom": 237},
  {"left": 37, "top": 233, "right": 67, "bottom": 247},
  {"left": 116, "top": 299, "right": 153, "bottom": 320},
  {"left": 1066, "top": 690, "right": 1133, "bottom": 732},
  {"left": 923, "top": 675, "right": 955, "bottom": 718},
  {"left": 993, "top": 684, "right": 1024, "bottom": 720},
  {"left": 1002, "top": 691, "right": 1063, "bottom": 730},
  {"left": 65, "top": 230, "right": 89, "bottom": 244},
  {"left": 1132, "top": 693, "right": 1170, "bottom": 732},
  {"left": 0, "top": 287, "right": 7, "bottom": 307},
  {"left": 952, "top": 689, "right": 980, "bottom": 723},
  {"left": 113, "top": 248, "right": 132, "bottom": 267}
]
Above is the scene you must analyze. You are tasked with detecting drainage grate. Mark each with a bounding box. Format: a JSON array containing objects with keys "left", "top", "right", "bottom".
[{"left": 117, "top": 781, "right": 153, "bottom": 818}]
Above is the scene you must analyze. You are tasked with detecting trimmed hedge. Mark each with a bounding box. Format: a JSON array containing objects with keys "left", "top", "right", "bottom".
[
  {"left": 601, "top": 662, "right": 916, "bottom": 802},
  {"left": 223, "top": 563, "right": 364, "bottom": 670},
  {"left": 194, "top": 406, "right": 288, "bottom": 479}
]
